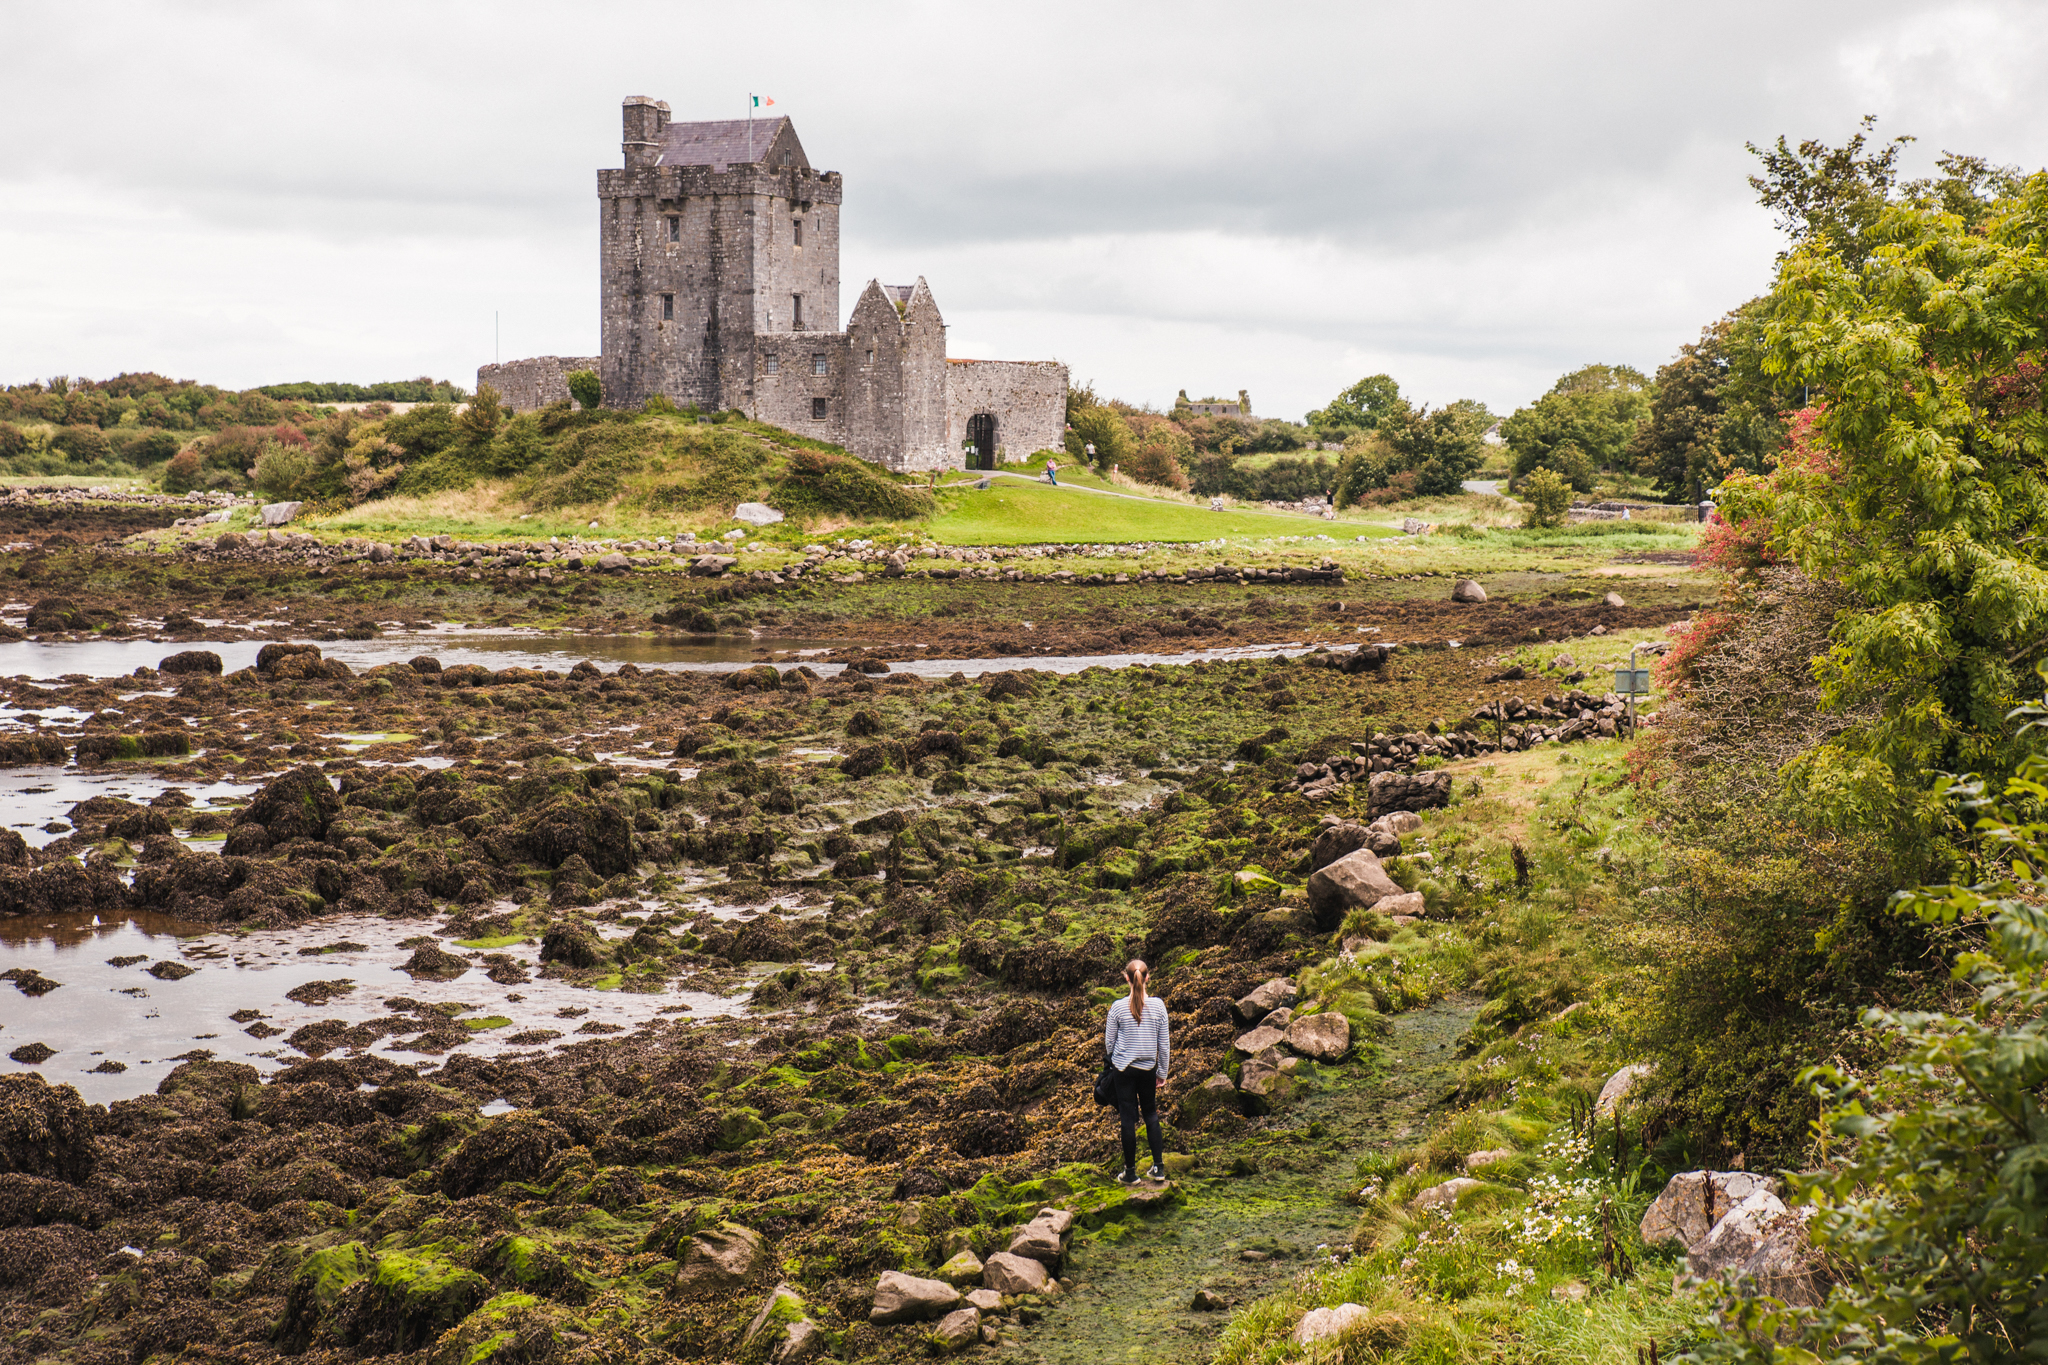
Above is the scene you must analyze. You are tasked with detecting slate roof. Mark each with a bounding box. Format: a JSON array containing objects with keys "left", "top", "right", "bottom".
[{"left": 658, "top": 117, "right": 805, "bottom": 172}]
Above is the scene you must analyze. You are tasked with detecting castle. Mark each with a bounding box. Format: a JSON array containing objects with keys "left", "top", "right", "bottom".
[{"left": 480, "top": 98, "right": 1067, "bottom": 473}]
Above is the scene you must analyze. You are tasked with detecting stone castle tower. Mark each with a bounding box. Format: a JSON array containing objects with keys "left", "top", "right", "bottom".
[{"left": 480, "top": 98, "right": 1066, "bottom": 474}]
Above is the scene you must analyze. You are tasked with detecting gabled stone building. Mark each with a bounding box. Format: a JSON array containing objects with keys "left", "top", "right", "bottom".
[{"left": 481, "top": 98, "right": 1066, "bottom": 474}]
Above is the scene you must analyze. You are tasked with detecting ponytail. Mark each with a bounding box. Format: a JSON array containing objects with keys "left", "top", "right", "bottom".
[{"left": 1124, "top": 959, "right": 1149, "bottom": 1021}]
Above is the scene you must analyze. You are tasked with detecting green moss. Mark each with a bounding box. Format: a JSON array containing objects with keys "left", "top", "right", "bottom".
[{"left": 461, "top": 1015, "right": 513, "bottom": 1031}]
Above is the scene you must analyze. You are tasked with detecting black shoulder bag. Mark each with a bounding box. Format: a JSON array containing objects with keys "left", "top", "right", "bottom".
[{"left": 1093, "top": 1040, "right": 1116, "bottom": 1107}]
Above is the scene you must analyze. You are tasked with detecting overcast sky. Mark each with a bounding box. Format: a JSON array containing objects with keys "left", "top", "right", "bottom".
[{"left": 2, "top": 1, "right": 2042, "bottom": 422}]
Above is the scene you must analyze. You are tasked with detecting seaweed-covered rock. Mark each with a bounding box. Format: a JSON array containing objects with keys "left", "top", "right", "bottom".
[
  {"left": 244, "top": 765, "right": 340, "bottom": 842},
  {"left": 440, "top": 1112, "right": 573, "bottom": 1198},
  {"left": 158, "top": 650, "right": 223, "bottom": 675},
  {"left": 538, "top": 926, "right": 604, "bottom": 970},
  {"left": 334, "top": 1248, "right": 492, "bottom": 1353},
  {"left": 25, "top": 599, "right": 85, "bottom": 630},
  {"left": 0, "top": 1173, "right": 108, "bottom": 1228},
  {"left": 953, "top": 1000, "right": 1054, "bottom": 1055},
  {"left": 255, "top": 642, "right": 321, "bottom": 673},
  {"left": 0, "top": 1075, "right": 95, "bottom": 1183},
  {"left": 0, "top": 735, "right": 68, "bottom": 768},
  {"left": 521, "top": 796, "right": 633, "bottom": 876}
]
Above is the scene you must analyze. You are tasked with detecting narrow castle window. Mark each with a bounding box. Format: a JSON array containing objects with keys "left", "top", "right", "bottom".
[
  {"left": 660, "top": 293, "right": 674, "bottom": 321},
  {"left": 666, "top": 215, "right": 679, "bottom": 242},
  {"left": 866, "top": 348, "right": 875, "bottom": 365},
  {"left": 764, "top": 355, "right": 779, "bottom": 375},
  {"left": 792, "top": 294, "right": 804, "bottom": 329},
  {"left": 811, "top": 354, "right": 828, "bottom": 376},
  {"left": 811, "top": 397, "right": 828, "bottom": 420},
  {"left": 792, "top": 217, "right": 803, "bottom": 247}
]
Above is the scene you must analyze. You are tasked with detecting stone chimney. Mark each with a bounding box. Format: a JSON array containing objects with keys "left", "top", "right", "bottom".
[{"left": 622, "top": 96, "right": 667, "bottom": 171}]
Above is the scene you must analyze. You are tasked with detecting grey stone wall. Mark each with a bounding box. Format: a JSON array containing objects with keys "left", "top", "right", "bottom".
[
  {"left": 477, "top": 356, "right": 600, "bottom": 413},
  {"left": 945, "top": 359, "right": 1069, "bottom": 464}
]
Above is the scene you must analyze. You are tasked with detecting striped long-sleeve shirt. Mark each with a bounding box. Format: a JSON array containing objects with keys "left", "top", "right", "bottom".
[{"left": 1104, "top": 995, "right": 1171, "bottom": 1081}]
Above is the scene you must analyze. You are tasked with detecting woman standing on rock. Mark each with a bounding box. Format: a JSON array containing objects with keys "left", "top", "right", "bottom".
[{"left": 1105, "top": 958, "right": 1171, "bottom": 1184}]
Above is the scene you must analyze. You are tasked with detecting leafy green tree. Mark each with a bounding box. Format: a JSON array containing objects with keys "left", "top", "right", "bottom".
[
  {"left": 1307, "top": 373, "right": 1410, "bottom": 441},
  {"left": 1687, "top": 684, "right": 2048, "bottom": 1364},
  {"left": 1520, "top": 468, "right": 1570, "bottom": 527},
  {"left": 1388, "top": 406, "right": 1487, "bottom": 496},
  {"left": 1721, "top": 169, "right": 2048, "bottom": 829},
  {"left": 1064, "top": 402, "right": 1132, "bottom": 469},
  {"left": 565, "top": 370, "right": 601, "bottom": 412},
  {"left": 1629, "top": 307, "right": 1788, "bottom": 501},
  {"left": 1502, "top": 364, "right": 1653, "bottom": 491}
]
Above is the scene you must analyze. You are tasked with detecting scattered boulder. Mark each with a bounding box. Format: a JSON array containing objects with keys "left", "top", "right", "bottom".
[
  {"left": 259, "top": 502, "right": 302, "bottom": 526},
  {"left": 1234, "top": 1024, "right": 1287, "bottom": 1056},
  {"left": 934, "top": 1249, "right": 983, "bottom": 1287},
  {"left": 1375, "top": 810, "right": 1424, "bottom": 836},
  {"left": 929, "top": 1305, "right": 980, "bottom": 1353},
  {"left": 1295, "top": 1302, "right": 1372, "bottom": 1345},
  {"left": 1373, "top": 890, "right": 1427, "bottom": 919},
  {"left": 1282, "top": 1011, "right": 1351, "bottom": 1062},
  {"left": 1641, "top": 1171, "right": 1779, "bottom": 1255},
  {"left": 1004, "top": 1208, "right": 1072, "bottom": 1266},
  {"left": 870, "top": 1269, "right": 962, "bottom": 1323},
  {"left": 1451, "top": 579, "right": 1487, "bottom": 604},
  {"left": 1411, "top": 1178, "right": 1482, "bottom": 1212},
  {"left": 1604, "top": 591, "right": 1626, "bottom": 607},
  {"left": 1690, "top": 1189, "right": 1820, "bottom": 1304},
  {"left": 1309, "top": 821, "right": 1381, "bottom": 873},
  {"left": 1190, "top": 1288, "right": 1227, "bottom": 1311},
  {"left": 0, "top": 1074, "right": 96, "bottom": 1183},
  {"left": 1236, "top": 1050, "right": 1296, "bottom": 1115},
  {"left": 677, "top": 1223, "right": 766, "bottom": 1292},
  {"left": 1231, "top": 977, "right": 1297, "bottom": 1027},
  {"left": 1307, "top": 848, "right": 1403, "bottom": 930},
  {"left": 1464, "top": 1148, "right": 1516, "bottom": 1172},
  {"left": 981, "top": 1251, "right": 1048, "bottom": 1295},
  {"left": 965, "top": 1288, "right": 1001, "bottom": 1313},
  {"left": 1594, "top": 1062, "right": 1653, "bottom": 1116},
  {"left": 733, "top": 502, "right": 785, "bottom": 526},
  {"left": 1177, "top": 1072, "right": 1238, "bottom": 1129},
  {"left": 597, "top": 552, "right": 630, "bottom": 572}
]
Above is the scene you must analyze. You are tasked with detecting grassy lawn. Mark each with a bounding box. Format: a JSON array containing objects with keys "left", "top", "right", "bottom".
[{"left": 927, "top": 478, "right": 1401, "bottom": 546}]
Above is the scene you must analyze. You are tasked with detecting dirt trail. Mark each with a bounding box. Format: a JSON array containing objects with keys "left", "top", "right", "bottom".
[{"left": 1020, "top": 997, "right": 1481, "bottom": 1364}]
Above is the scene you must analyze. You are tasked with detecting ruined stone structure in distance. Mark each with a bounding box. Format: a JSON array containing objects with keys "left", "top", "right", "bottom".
[{"left": 481, "top": 98, "right": 1066, "bottom": 474}]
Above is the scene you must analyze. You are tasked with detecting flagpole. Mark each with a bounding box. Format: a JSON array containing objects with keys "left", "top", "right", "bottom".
[{"left": 747, "top": 94, "right": 753, "bottom": 162}]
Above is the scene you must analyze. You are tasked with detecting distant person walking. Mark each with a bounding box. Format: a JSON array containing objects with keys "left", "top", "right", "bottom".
[
  {"left": 1044, "top": 459, "right": 1060, "bottom": 486},
  {"left": 1104, "top": 959, "right": 1170, "bottom": 1184}
]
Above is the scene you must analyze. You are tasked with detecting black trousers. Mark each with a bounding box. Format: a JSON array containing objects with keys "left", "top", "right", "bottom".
[{"left": 1113, "top": 1063, "right": 1162, "bottom": 1169}]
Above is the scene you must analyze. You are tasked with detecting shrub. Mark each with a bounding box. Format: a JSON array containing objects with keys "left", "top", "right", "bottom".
[
  {"left": 773, "top": 447, "right": 934, "bottom": 521},
  {"left": 51, "top": 424, "right": 112, "bottom": 464},
  {"left": 566, "top": 370, "right": 601, "bottom": 411},
  {"left": 198, "top": 425, "right": 271, "bottom": 477},
  {"left": 455, "top": 382, "right": 503, "bottom": 443},
  {"left": 0, "top": 422, "right": 26, "bottom": 458},
  {"left": 162, "top": 449, "right": 205, "bottom": 493},
  {"left": 1064, "top": 403, "right": 1132, "bottom": 469},
  {"left": 122, "top": 430, "right": 182, "bottom": 464},
  {"left": 253, "top": 442, "right": 316, "bottom": 500},
  {"left": 1520, "top": 468, "right": 1570, "bottom": 527}
]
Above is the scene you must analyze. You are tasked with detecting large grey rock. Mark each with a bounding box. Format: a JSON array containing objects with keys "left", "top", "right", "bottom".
[
  {"left": 1412, "top": 1178, "right": 1481, "bottom": 1213},
  {"left": 1283, "top": 1011, "right": 1351, "bottom": 1062},
  {"left": 677, "top": 1222, "right": 766, "bottom": 1290},
  {"left": 597, "top": 552, "right": 631, "bottom": 571},
  {"left": 1594, "top": 1063, "right": 1654, "bottom": 1116},
  {"left": 1688, "top": 1188, "right": 1821, "bottom": 1303},
  {"left": 1005, "top": 1215, "right": 1066, "bottom": 1266},
  {"left": 1604, "top": 591, "right": 1626, "bottom": 607},
  {"left": 734, "top": 502, "right": 785, "bottom": 526},
  {"left": 930, "top": 1306, "right": 980, "bottom": 1353},
  {"left": 934, "top": 1249, "right": 983, "bottom": 1286},
  {"left": 1231, "top": 978, "right": 1297, "bottom": 1026},
  {"left": 871, "top": 1270, "right": 962, "bottom": 1323},
  {"left": 367, "top": 542, "right": 395, "bottom": 563},
  {"left": 1234, "top": 1024, "right": 1287, "bottom": 1056},
  {"left": 1307, "top": 848, "right": 1404, "bottom": 930},
  {"left": 965, "top": 1288, "right": 1002, "bottom": 1313},
  {"left": 981, "top": 1251, "right": 1048, "bottom": 1295},
  {"left": 1451, "top": 578, "right": 1487, "bottom": 603},
  {"left": 742, "top": 1284, "right": 818, "bottom": 1363},
  {"left": 1372, "top": 810, "right": 1424, "bottom": 836},
  {"left": 1237, "top": 1049, "right": 1296, "bottom": 1115},
  {"left": 259, "top": 501, "right": 302, "bottom": 527},
  {"left": 690, "top": 554, "right": 739, "bottom": 576},
  {"left": 1464, "top": 1147, "right": 1515, "bottom": 1171},
  {"left": 1178, "top": 1073, "right": 1237, "bottom": 1128},
  {"left": 1641, "top": 1171, "right": 1778, "bottom": 1254},
  {"left": 1374, "top": 890, "right": 1427, "bottom": 919},
  {"left": 1295, "top": 1302, "right": 1372, "bottom": 1344},
  {"left": 1309, "top": 822, "right": 1372, "bottom": 873},
  {"left": 774, "top": 1321, "right": 824, "bottom": 1364}
]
